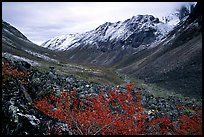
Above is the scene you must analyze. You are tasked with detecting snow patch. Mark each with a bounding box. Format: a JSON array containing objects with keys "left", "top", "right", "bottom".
[
  {"left": 2, "top": 52, "right": 40, "bottom": 66},
  {"left": 2, "top": 36, "right": 16, "bottom": 48},
  {"left": 24, "top": 49, "right": 59, "bottom": 63}
]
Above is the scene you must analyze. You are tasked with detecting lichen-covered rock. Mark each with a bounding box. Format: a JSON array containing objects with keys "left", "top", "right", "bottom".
[{"left": 17, "top": 113, "right": 40, "bottom": 126}]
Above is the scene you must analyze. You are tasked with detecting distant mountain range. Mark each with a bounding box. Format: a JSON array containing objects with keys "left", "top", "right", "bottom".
[
  {"left": 41, "top": 4, "right": 194, "bottom": 52},
  {"left": 41, "top": 15, "right": 174, "bottom": 51}
]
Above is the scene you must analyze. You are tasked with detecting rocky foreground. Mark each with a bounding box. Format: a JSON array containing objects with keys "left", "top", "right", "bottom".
[{"left": 2, "top": 57, "right": 202, "bottom": 135}]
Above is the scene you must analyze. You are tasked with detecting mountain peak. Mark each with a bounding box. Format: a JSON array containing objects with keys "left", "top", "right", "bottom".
[{"left": 130, "top": 15, "right": 160, "bottom": 23}]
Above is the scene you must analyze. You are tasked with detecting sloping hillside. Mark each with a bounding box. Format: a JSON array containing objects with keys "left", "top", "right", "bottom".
[{"left": 116, "top": 3, "right": 202, "bottom": 98}]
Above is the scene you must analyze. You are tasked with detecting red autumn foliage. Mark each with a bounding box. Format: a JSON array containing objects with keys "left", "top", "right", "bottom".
[
  {"left": 33, "top": 84, "right": 202, "bottom": 135},
  {"left": 2, "top": 62, "right": 202, "bottom": 135},
  {"left": 2, "top": 61, "right": 31, "bottom": 83}
]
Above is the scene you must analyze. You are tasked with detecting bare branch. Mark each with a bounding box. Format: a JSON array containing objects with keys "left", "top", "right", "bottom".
[
  {"left": 93, "top": 114, "right": 120, "bottom": 135},
  {"left": 69, "top": 112, "right": 83, "bottom": 135}
]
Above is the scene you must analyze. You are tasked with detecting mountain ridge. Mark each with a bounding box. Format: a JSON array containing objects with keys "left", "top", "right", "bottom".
[{"left": 41, "top": 14, "right": 177, "bottom": 51}]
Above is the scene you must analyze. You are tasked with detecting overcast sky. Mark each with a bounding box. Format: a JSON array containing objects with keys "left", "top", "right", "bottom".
[{"left": 2, "top": 2, "right": 196, "bottom": 45}]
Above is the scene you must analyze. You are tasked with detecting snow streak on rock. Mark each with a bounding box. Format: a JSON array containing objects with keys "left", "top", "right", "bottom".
[
  {"left": 24, "top": 49, "right": 59, "bottom": 63},
  {"left": 2, "top": 52, "right": 40, "bottom": 66}
]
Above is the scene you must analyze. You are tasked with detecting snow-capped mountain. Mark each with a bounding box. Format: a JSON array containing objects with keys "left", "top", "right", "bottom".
[
  {"left": 41, "top": 3, "right": 196, "bottom": 52},
  {"left": 41, "top": 15, "right": 175, "bottom": 51}
]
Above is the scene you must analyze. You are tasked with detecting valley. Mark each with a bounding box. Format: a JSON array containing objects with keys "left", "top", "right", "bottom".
[{"left": 2, "top": 2, "right": 202, "bottom": 135}]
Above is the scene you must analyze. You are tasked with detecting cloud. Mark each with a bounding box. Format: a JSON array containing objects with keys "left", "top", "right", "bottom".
[{"left": 2, "top": 2, "right": 196, "bottom": 45}]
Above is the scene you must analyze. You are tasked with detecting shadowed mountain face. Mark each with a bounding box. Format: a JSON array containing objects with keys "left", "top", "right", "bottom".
[
  {"left": 2, "top": 21, "right": 29, "bottom": 41},
  {"left": 117, "top": 3, "right": 202, "bottom": 98}
]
